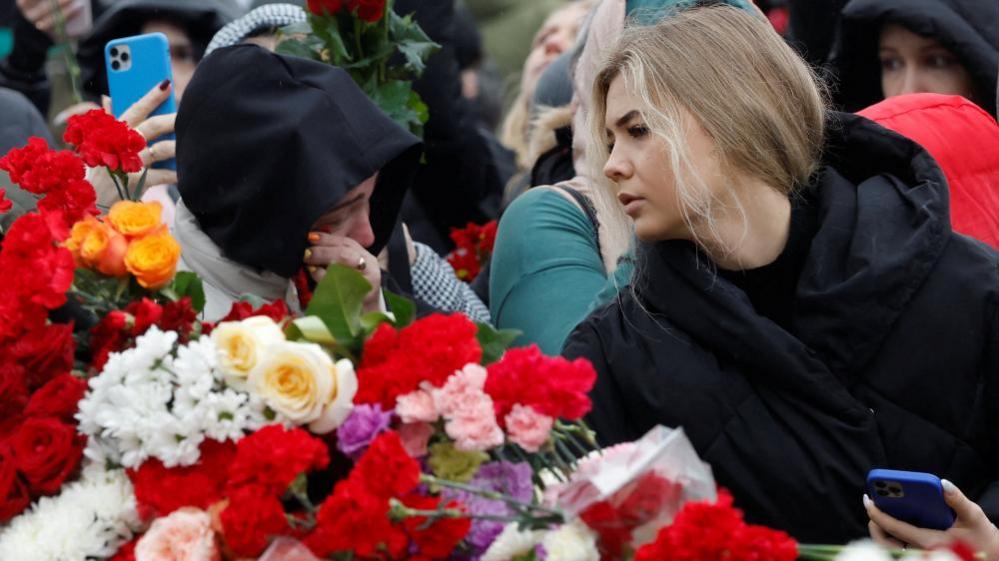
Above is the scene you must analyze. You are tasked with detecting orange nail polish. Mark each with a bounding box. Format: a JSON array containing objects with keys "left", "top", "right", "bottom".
[{"left": 308, "top": 232, "right": 321, "bottom": 242}]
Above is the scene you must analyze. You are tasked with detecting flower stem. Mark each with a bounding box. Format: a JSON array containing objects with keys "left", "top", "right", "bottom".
[
  {"left": 419, "top": 474, "right": 564, "bottom": 518},
  {"left": 48, "top": 0, "right": 83, "bottom": 104}
]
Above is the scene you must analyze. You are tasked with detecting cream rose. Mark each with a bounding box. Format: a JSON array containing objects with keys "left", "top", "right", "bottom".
[
  {"left": 211, "top": 316, "right": 286, "bottom": 389},
  {"left": 248, "top": 341, "right": 357, "bottom": 433}
]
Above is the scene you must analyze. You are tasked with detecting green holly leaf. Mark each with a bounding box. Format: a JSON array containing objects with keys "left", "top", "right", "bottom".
[{"left": 476, "top": 323, "right": 521, "bottom": 365}]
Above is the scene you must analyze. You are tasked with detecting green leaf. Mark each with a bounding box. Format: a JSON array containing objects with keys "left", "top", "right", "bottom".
[
  {"left": 383, "top": 290, "right": 415, "bottom": 327},
  {"left": 370, "top": 80, "right": 425, "bottom": 135},
  {"left": 275, "top": 38, "right": 320, "bottom": 61},
  {"left": 360, "top": 311, "right": 395, "bottom": 333},
  {"left": 289, "top": 316, "right": 338, "bottom": 345},
  {"left": 476, "top": 323, "right": 521, "bottom": 366},
  {"left": 388, "top": 11, "right": 440, "bottom": 77},
  {"left": 304, "top": 264, "right": 372, "bottom": 345},
  {"left": 132, "top": 167, "right": 149, "bottom": 201},
  {"left": 166, "top": 271, "right": 206, "bottom": 312}
]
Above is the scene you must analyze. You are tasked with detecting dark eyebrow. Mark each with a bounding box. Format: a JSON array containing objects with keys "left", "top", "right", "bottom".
[{"left": 614, "top": 110, "right": 641, "bottom": 129}]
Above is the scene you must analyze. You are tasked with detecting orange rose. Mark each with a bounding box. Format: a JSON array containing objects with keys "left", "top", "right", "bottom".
[
  {"left": 124, "top": 229, "right": 181, "bottom": 289},
  {"left": 65, "top": 216, "right": 128, "bottom": 276},
  {"left": 107, "top": 200, "right": 162, "bottom": 237}
]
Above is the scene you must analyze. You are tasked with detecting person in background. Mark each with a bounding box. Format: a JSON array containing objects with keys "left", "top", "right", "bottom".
[
  {"left": 827, "top": 0, "right": 998, "bottom": 117},
  {"left": 463, "top": 0, "right": 567, "bottom": 82},
  {"left": 499, "top": 0, "right": 592, "bottom": 172},
  {"left": 858, "top": 93, "right": 999, "bottom": 248},
  {"left": 563, "top": 4, "right": 999, "bottom": 542}
]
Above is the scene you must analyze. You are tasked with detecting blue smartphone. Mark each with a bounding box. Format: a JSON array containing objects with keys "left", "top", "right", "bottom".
[
  {"left": 105, "top": 32, "right": 176, "bottom": 170},
  {"left": 867, "top": 469, "right": 956, "bottom": 531}
]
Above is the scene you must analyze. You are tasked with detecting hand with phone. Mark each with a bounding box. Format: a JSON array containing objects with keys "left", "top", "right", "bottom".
[
  {"left": 89, "top": 83, "right": 178, "bottom": 207},
  {"left": 865, "top": 476, "right": 999, "bottom": 557}
]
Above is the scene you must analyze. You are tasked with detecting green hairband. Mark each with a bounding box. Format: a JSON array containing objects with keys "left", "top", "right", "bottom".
[{"left": 625, "top": 0, "right": 759, "bottom": 26}]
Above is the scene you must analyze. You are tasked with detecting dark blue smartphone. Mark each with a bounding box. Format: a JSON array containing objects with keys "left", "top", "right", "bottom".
[
  {"left": 867, "top": 469, "right": 956, "bottom": 531},
  {"left": 105, "top": 32, "right": 177, "bottom": 170}
]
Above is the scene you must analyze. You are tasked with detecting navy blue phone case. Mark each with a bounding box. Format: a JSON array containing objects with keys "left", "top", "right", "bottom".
[
  {"left": 867, "top": 469, "right": 956, "bottom": 531},
  {"left": 105, "top": 33, "right": 176, "bottom": 171}
]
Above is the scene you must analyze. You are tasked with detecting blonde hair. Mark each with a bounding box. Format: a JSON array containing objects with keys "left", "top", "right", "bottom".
[{"left": 588, "top": 5, "right": 827, "bottom": 256}]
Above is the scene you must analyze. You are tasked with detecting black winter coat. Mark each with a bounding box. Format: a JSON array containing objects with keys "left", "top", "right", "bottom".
[{"left": 563, "top": 113, "right": 999, "bottom": 542}]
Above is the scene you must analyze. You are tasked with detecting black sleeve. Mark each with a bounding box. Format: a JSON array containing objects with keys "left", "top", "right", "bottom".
[
  {"left": 0, "top": 8, "right": 54, "bottom": 116},
  {"left": 394, "top": 0, "right": 506, "bottom": 244}
]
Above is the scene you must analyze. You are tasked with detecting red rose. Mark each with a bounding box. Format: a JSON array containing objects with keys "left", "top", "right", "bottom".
[
  {"left": 89, "top": 310, "right": 130, "bottom": 371},
  {"left": 10, "top": 416, "right": 84, "bottom": 496},
  {"left": 347, "top": 0, "right": 385, "bottom": 22},
  {"left": 160, "top": 297, "right": 198, "bottom": 341},
  {"left": 0, "top": 445, "right": 30, "bottom": 522},
  {"left": 306, "top": 0, "right": 343, "bottom": 15},
  {"left": 402, "top": 496, "right": 471, "bottom": 558},
  {"left": 0, "top": 364, "right": 28, "bottom": 431},
  {"left": 9, "top": 322, "right": 76, "bottom": 391},
  {"left": 125, "top": 298, "right": 163, "bottom": 337},
  {"left": 220, "top": 299, "right": 289, "bottom": 324},
  {"left": 220, "top": 486, "right": 290, "bottom": 557},
  {"left": 64, "top": 109, "right": 146, "bottom": 173},
  {"left": 129, "top": 439, "right": 236, "bottom": 519},
  {"left": 227, "top": 425, "right": 329, "bottom": 497},
  {"left": 24, "top": 373, "right": 87, "bottom": 423}
]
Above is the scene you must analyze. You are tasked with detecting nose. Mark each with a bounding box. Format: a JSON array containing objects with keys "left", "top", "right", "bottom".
[
  {"left": 604, "top": 148, "right": 633, "bottom": 183},
  {"left": 543, "top": 31, "right": 568, "bottom": 57},
  {"left": 347, "top": 210, "right": 376, "bottom": 249},
  {"left": 898, "top": 67, "right": 924, "bottom": 95}
]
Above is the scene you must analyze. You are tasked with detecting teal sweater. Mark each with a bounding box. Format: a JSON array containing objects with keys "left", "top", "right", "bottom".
[{"left": 490, "top": 188, "right": 609, "bottom": 355}]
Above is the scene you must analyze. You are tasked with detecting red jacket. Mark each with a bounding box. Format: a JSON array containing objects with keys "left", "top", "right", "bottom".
[{"left": 859, "top": 94, "right": 999, "bottom": 248}]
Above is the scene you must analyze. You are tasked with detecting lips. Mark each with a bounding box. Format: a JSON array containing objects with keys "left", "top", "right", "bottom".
[{"left": 618, "top": 192, "right": 645, "bottom": 216}]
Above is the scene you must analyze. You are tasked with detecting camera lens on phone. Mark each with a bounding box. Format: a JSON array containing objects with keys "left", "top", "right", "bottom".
[
  {"left": 121, "top": 52, "right": 130, "bottom": 62},
  {"left": 110, "top": 47, "right": 119, "bottom": 57},
  {"left": 875, "top": 481, "right": 887, "bottom": 488},
  {"left": 877, "top": 489, "right": 889, "bottom": 496},
  {"left": 111, "top": 61, "right": 121, "bottom": 71}
]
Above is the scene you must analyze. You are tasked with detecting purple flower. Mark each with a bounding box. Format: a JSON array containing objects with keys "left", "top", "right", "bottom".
[
  {"left": 335, "top": 403, "right": 393, "bottom": 459},
  {"left": 444, "top": 461, "right": 534, "bottom": 559}
]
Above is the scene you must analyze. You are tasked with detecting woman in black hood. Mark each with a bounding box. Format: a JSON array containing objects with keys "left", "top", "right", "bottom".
[
  {"left": 827, "top": 0, "right": 999, "bottom": 117},
  {"left": 174, "top": 44, "right": 423, "bottom": 320}
]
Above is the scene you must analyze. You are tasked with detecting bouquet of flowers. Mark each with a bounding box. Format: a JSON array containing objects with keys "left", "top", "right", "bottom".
[
  {"left": 278, "top": 0, "right": 440, "bottom": 135},
  {"left": 447, "top": 220, "right": 498, "bottom": 282}
]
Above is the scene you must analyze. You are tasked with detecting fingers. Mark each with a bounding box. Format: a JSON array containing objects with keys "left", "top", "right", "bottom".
[
  {"left": 304, "top": 233, "right": 380, "bottom": 287},
  {"left": 33, "top": 0, "right": 83, "bottom": 33},
  {"left": 134, "top": 114, "right": 176, "bottom": 143},
  {"left": 869, "top": 520, "right": 906, "bottom": 549},
  {"left": 101, "top": 95, "right": 111, "bottom": 112},
  {"left": 53, "top": 101, "right": 100, "bottom": 127},
  {"left": 941, "top": 480, "right": 988, "bottom": 526},
  {"left": 864, "top": 494, "right": 946, "bottom": 549},
  {"left": 142, "top": 140, "right": 176, "bottom": 167},
  {"left": 143, "top": 169, "right": 178, "bottom": 188},
  {"left": 120, "top": 81, "right": 172, "bottom": 127}
]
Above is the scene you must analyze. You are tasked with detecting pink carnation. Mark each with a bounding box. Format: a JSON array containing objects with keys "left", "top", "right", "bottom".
[
  {"left": 445, "top": 392, "right": 504, "bottom": 451},
  {"left": 432, "top": 363, "right": 487, "bottom": 417},
  {"left": 505, "top": 404, "right": 554, "bottom": 453},
  {"left": 397, "top": 422, "right": 434, "bottom": 457},
  {"left": 395, "top": 389, "right": 439, "bottom": 424},
  {"left": 135, "top": 508, "right": 219, "bottom": 561}
]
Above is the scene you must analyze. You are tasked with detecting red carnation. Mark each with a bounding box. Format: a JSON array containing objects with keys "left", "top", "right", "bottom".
[
  {"left": 125, "top": 298, "right": 163, "bottom": 336},
  {"left": 0, "top": 212, "right": 75, "bottom": 311},
  {"left": 227, "top": 425, "right": 329, "bottom": 497},
  {"left": 347, "top": 0, "right": 386, "bottom": 22},
  {"left": 485, "top": 345, "right": 596, "bottom": 423},
  {"left": 160, "top": 297, "right": 198, "bottom": 341},
  {"left": 108, "top": 539, "right": 138, "bottom": 561},
  {"left": 306, "top": 479, "right": 408, "bottom": 559},
  {"left": 36, "top": 178, "right": 97, "bottom": 224},
  {"left": 129, "top": 439, "right": 236, "bottom": 519},
  {"left": 348, "top": 431, "right": 421, "bottom": 500},
  {"left": 9, "top": 322, "right": 76, "bottom": 391},
  {"left": 10, "top": 416, "right": 84, "bottom": 496},
  {"left": 220, "top": 486, "right": 290, "bottom": 557},
  {"left": 24, "top": 373, "right": 87, "bottom": 423},
  {"left": 356, "top": 314, "right": 482, "bottom": 409},
  {"left": 0, "top": 138, "right": 85, "bottom": 195},
  {"left": 220, "top": 299, "right": 289, "bottom": 324},
  {"left": 402, "top": 496, "right": 471, "bottom": 558},
  {"left": 0, "top": 189, "right": 12, "bottom": 214},
  {"left": 0, "top": 445, "right": 30, "bottom": 523},
  {"left": 306, "top": 0, "right": 343, "bottom": 15},
  {"left": 64, "top": 109, "right": 146, "bottom": 173},
  {"left": 89, "top": 310, "right": 130, "bottom": 371}
]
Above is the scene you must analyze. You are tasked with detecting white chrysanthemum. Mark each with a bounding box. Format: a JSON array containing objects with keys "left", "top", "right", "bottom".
[
  {"left": 834, "top": 541, "right": 894, "bottom": 561},
  {"left": 0, "top": 465, "right": 141, "bottom": 561},
  {"left": 541, "top": 520, "right": 599, "bottom": 561},
  {"left": 481, "top": 523, "right": 544, "bottom": 561},
  {"left": 77, "top": 327, "right": 262, "bottom": 468}
]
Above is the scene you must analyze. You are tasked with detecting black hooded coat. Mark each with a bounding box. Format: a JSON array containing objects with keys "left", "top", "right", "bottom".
[
  {"left": 563, "top": 113, "right": 999, "bottom": 542},
  {"left": 827, "top": 0, "right": 999, "bottom": 117},
  {"left": 176, "top": 45, "right": 421, "bottom": 280}
]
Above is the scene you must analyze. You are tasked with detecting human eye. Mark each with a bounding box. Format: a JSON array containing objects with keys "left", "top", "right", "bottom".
[
  {"left": 879, "top": 56, "right": 903, "bottom": 72},
  {"left": 925, "top": 54, "right": 956, "bottom": 69},
  {"left": 628, "top": 124, "right": 650, "bottom": 139}
]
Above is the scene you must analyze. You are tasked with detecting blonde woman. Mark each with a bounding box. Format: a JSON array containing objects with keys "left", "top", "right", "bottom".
[{"left": 563, "top": 5, "right": 999, "bottom": 544}]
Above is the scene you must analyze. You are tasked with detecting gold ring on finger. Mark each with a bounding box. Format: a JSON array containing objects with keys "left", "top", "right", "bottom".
[{"left": 357, "top": 256, "right": 367, "bottom": 271}]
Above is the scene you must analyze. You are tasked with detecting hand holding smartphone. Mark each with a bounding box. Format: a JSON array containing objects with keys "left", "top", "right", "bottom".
[{"left": 867, "top": 469, "right": 956, "bottom": 531}]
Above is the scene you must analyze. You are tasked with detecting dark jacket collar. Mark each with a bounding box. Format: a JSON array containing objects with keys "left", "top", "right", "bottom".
[{"left": 635, "top": 112, "right": 950, "bottom": 380}]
